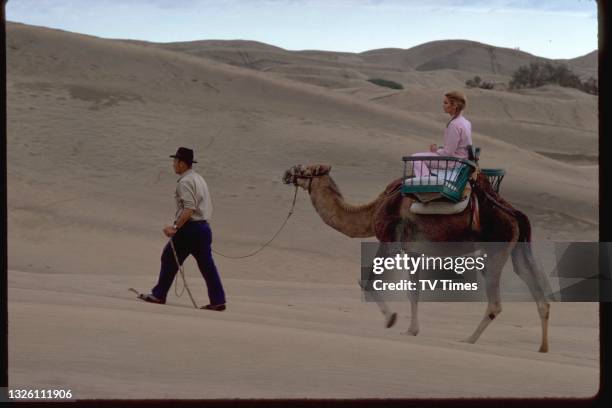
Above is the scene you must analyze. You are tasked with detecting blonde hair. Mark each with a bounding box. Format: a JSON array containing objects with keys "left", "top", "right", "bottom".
[{"left": 445, "top": 91, "right": 467, "bottom": 126}]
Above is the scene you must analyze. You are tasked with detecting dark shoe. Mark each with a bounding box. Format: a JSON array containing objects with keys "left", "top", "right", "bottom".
[
  {"left": 200, "top": 304, "right": 226, "bottom": 311},
  {"left": 138, "top": 293, "right": 165, "bottom": 304}
]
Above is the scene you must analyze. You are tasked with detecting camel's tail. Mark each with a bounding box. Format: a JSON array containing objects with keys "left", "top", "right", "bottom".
[{"left": 514, "top": 208, "right": 532, "bottom": 244}]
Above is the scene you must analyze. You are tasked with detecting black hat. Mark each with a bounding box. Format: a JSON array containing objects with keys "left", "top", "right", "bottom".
[{"left": 170, "top": 147, "right": 198, "bottom": 164}]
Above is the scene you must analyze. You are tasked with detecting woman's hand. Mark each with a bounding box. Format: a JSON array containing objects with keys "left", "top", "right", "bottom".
[{"left": 429, "top": 144, "right": 438, "bottom": 153}]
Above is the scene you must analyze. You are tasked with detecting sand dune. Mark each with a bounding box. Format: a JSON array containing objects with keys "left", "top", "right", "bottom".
[
  {"left": 9, "top": 271, "right": 598, "bottom": 398},
  {"left": 152, "top": 37, "right": 597, "bottom": 83},
  {"left": 362, "top": 40, "right": 596, "bottom": 79},
  {"left": 361, "top": 40, "right": 531, "bottom": 75},
  {"left": 6, "top": 22, "right": 599, "bottom": 399},
  {"left": 560, "top": 50, "right": 598, "bottom": 78}
]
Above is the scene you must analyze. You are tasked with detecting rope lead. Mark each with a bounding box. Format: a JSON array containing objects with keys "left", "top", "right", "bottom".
[
  {"left": 212, "top": 185, "right": 299, "bottom": 259},
  {"left": 170, "top": 238, "right": 198, "bottom": 308}
]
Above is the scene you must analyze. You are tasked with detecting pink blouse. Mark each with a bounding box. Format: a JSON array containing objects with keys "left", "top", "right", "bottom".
[{"left": 436, "top": 114, "right": 472, "bottom": 159}]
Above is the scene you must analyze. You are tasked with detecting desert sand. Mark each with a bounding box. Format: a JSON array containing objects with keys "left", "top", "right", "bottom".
[{"left": 6, "top": 22, "right": 599, "bottom": 399}]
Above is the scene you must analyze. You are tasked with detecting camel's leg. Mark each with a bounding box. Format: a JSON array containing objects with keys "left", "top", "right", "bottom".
[
  {"left": 537, "top": 302, "right": 550, "bottom": 353},
  {"left": 402, "top": 261, "right": 420, "bottom": 336},
  {"left": 511, "top": 243, "right": 551, "bottom": 352},
  {"left": 391, "top": 224, "right": 419, "bottom": 335},
  {"left": 403, "top": 277, "right": 420, "bottom": 336},
  {"left": 379, "top": 299, "right": 397, "bottom": 328},
  {"left": 367, "top": 281, "right": 395, "bottom": 326},
  {"left": 465, "top": 255, "right": 505, "bottom": 344},
  {"left": 362, "top": 243, "right": 397, "bottom": 328},
  {"left": 360, "top": 274, "right": 395, "bottom": 326}
]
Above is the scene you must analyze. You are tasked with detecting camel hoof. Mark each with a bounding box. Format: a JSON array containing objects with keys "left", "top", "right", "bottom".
[
  {"left": 461, "top": 337, "right": 477, "bottom": 344},
  {"left": 402, "top": 328, "right": 419, "bottom": 336},
  {"left": 538, "top": 344, "right": 549, "bottom": 353},
  {"left": 385, "top": 313, "right": 397, "bottom": 328}
]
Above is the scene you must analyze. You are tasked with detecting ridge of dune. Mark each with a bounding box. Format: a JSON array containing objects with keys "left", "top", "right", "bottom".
[
  {"left": 161, "top": 38, "right": 288, "bottom": 51},
  {"left": 559, "top": 50, "right": 598, "bottom": 77},
  {"left": 9, "top": 21, "right": 596, "bottom": 78}
]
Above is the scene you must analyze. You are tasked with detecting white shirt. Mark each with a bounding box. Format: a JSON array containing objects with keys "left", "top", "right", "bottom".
[{"left": 174, "top": 169, "right": 213, "bottom": 222}]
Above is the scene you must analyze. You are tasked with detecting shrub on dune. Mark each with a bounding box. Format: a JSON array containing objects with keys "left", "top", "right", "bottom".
[
  {"left": 509, "top": 62, "right": 597, "bottom": 94},
  {"left": 367, "top": 78, "right": 404, "bottom": 90}
]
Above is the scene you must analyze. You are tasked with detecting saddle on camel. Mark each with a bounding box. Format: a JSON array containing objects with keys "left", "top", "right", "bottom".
[{"left": 399, "top": 145, "right": 505, "bottom": 233}]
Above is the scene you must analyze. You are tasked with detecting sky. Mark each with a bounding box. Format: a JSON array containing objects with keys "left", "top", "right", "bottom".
[{"left": 5, "top": 0, "right": 598, "bottom": 59}]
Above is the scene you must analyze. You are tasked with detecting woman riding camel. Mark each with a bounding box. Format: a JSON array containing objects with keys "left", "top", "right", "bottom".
[{"left": 411, "top": 91, "right": 472, "bottom": 177}]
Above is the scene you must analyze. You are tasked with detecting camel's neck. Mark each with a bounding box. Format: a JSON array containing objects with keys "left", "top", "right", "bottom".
[{"left": 307, "top": 176, "right": 378, "bottom": 238}]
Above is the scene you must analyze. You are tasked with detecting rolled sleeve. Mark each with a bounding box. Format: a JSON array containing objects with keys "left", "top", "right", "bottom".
[{"left": 177, "top": 180, "right": 198, "bottom": 210}]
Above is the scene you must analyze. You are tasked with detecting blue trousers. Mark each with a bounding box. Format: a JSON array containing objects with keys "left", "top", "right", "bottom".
[{"left": 152, "top": 221, "right": 226, "bottom": 305}]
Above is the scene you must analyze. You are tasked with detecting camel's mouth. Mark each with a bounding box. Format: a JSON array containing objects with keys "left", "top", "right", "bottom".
[
  {"left": 282, "top": 165, "right": 301, "bottom": 185},
  {"left": 282, "top": 170, "right": 294, "bottom": 185},
  {"left": 282, "top": 164, "right": 331, "bottom": 185}
]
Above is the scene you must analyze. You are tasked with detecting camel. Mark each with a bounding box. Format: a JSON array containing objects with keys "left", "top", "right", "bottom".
[{"left": 282, "top": 163, "right": 552, "bottom": 352}]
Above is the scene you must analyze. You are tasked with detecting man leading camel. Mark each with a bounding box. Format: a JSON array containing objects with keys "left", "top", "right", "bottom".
[{"left": 139, "top": 147, "right": 227, "bottom": 311}]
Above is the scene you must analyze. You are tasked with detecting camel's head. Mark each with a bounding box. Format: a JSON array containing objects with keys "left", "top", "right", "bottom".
[{"left": 282, "top": 164, "right": 332, "bottom": 190}]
